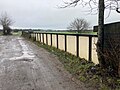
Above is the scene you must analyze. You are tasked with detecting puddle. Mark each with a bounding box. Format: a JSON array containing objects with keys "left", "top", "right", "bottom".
[
  {"left": 14, "top": 58, "right": 33, "bottom": 62},
  {"left": 10, "top": 53, "right": 34, "bottom": 62},
  {"left": 10, "top": 39, "right": 35, "bottom": 62},
  {"left": 17, "top": 37, "right": 25, "bottom": 40},
  {"left": 10, "top": 49, "right": 35, "bottom": 62}
]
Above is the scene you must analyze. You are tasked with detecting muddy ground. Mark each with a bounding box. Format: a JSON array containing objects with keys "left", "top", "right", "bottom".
[{"left": 0, "top": 36, "right": 94, "bottom": 90}]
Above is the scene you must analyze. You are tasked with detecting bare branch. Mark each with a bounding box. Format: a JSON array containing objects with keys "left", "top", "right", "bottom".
[
  {"left": 60, "top": 0, "right": 120, "bottom": 14},
  {"left": 67, "top": 18, "right": 90, "bottom": 32},
  {"left": 0, "top": 12, "right": 14, "bottom": 35},
  {"left": 0, "top": 12, "right": 14, "bottom": 27}
]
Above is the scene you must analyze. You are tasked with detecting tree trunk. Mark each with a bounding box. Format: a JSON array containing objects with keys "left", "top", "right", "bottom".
[
  {"left": 7, "top": 27, "right": 12, "bottom": 35},
  {"left": 3, "top": 26, "right": 12, "bottom": 35},
  {"left": 97, "top": 0, "right": 105, "bottom": 68},
  {"left": 97, "top": 0, "right": 120, "bottom": 77},
  {"left": 3, "top": 26, "right": 5, "bottom": 35},
  {"left": 119, "top": 63, "right": 120, "bottom": 77},
  {"left": 3, "top": 26, "right": 7, "bottom": 35}
]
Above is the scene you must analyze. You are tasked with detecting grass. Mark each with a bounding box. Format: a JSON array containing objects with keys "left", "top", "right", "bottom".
[
  {"left": 12, "top": 31, "right": 22, "bottom": 36},
  {"left": 36, "top": 31, "right": 97, "bottom": 35},
  {"left": 0, "top": 31, "right": 3, "bottom": 36},
  {"left": 0, "top": 31, "right": 22, "bottom": 36},
  {"left": 51, "top": 32, "right": 97, "bottom": 35},
  {"left": 24, "top": 36, "right": 120, "bottom": 90}
]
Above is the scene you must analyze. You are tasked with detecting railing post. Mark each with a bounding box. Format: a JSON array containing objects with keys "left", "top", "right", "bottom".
[
  {"left": 40, "top": 33, "right": 41, "bottom": 42},
  {"left": 64, "top": 35, "right": 67, "bottom": 52},
  {"left": 88, "top": 36, "right": 92, "bottom": 62},
  {"left": 51, "top": 34, "right": 52, "bottom": 46},
  {"left": 46, "top": 33, "right": 48, "bottom": 45},
  {"left": 42, "top": 33, "right": 44, "bottom": 44},
  {"left": 56, "top": 34, "right": 58, "bottom": 49},
  {"left": 76, "top": 35, "right": 79, "bottom": 57},
  {"left": 34, "top": 33, "right": 36, "bottom": 41}
]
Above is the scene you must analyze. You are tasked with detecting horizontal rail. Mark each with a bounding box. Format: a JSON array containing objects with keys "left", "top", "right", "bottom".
[{"left": 33, "top": 32, "right": 98, "bottom": 37}]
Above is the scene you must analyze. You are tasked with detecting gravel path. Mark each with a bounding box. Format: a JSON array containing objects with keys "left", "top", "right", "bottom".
[{"left": 0, "top": 36, "right": 90, "bottom": 90}]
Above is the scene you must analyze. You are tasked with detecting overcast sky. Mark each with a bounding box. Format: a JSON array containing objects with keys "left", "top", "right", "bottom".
[{"left": 0, "top": 0, "right": 120, "bottom": 30}]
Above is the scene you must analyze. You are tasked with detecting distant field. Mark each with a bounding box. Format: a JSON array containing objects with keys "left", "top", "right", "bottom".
[
  {"left": 0, "top": 31, "right": 22, "bottom": 36},
  {"left": 12, "top": 31, "right": 22, "bottom": 36},
  {"left": 52, "top": 32, "right": 97, "bottom": 35},
  {"left": 43, "top": 31, "right": 97, "bottom": 35},
  {"left": 14, "top": 29, "right": 97, "bottom": 35}
]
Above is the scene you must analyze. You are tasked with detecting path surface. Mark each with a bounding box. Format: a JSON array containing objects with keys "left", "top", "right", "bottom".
[{"left": 0, "top": 36, "right": 90, "bottom": 90}]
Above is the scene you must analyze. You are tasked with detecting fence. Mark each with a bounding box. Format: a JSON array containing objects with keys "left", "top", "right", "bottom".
[{"left": 22, "top": 31, "right": 98, "bottom": 64}]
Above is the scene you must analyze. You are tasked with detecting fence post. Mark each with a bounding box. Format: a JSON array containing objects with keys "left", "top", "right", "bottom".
[
  {"left": 46, "top": 33, "right": 48, "bottom": 45},
  {"left": 34, "top": 33, "right": 36, "bottom": 41},
  {"left": 56, "top": 34, "right": 58, "bottom": 49},
  {"left": 64, "top": 35, "right": 67, "bottom": 52},
  {"left": 88, "top": 36, "right": 92, "bottom": 62},
  {"left": 51, "top": 34, "right": 52, "bottom": 46},
  {"left": 76, "top": 35, "right": 79, "bottom": 57},
  {"left": 42, "top": 33, "right": 44, "bottom": 44},
  {"left": 37, "top": 33, "right": 39, "bottom": 41},
  {"left": 39, "top": 33, "right": 41, "bottom": 42}
]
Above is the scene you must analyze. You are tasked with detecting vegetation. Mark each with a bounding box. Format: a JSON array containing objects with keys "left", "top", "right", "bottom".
[
  {"left": 61, "top": 0, "right": 120, "bottom": 78},
  {"left": 12, "top": 31, "right": 22, "bottom": 36},
  {"left": 33, "top": 30, "right": 97, "bottom": 35},
  {"left": 47, "top": 31, "right": 97, "bottom": 35}
]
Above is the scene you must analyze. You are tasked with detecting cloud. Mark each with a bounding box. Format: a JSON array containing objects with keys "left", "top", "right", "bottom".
[{"left": 0, "top": 0, "right": 119, "bottom": 29}]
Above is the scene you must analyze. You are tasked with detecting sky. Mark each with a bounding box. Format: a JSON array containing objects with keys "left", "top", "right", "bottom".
[{"left": 0, "top": 0, "right": 120, "bottom": 30}]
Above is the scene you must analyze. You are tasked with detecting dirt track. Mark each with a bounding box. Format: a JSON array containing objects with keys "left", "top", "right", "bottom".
[{"left": 0, "top": 36, "right": 92, "bottom": 90}]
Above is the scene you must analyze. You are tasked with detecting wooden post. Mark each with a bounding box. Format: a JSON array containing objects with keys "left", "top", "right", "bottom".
[
  {"left": 88, "top": 36, "right": 92, "bottom": 62},
  {"left": 56, "top": 34, "right": 58, "bottom": 49},
  {"left": 51, "top": 34, "right": 52, "bottom": 46},
  {"left": 46, "top": 33, "right": 48, "bottom": 44},
  {"left": 64, "top": 35, "right": 67, "bottom": 52},
  {"left": 40, "top": 33, "right": 41, "bottom": 42},
  {"left": 76, "top": 35, "right": 79, "bottom": 57},
  {"left": 34, "top": 33, "right": 36, "bottom": 41},
  {"left": 42, "top": 33, "right": 44, "bottom": 44}
]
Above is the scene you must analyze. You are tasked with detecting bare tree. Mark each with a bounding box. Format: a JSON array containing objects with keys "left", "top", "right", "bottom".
[
  {"left": 61, "top": 0, "right": 120, "bottom": 77},
  {"left": 67, "top": 18, "right": 89, "bottom": 33},
  {"left": 0, "top": 12, "right": 14, "bottom": 35}
]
